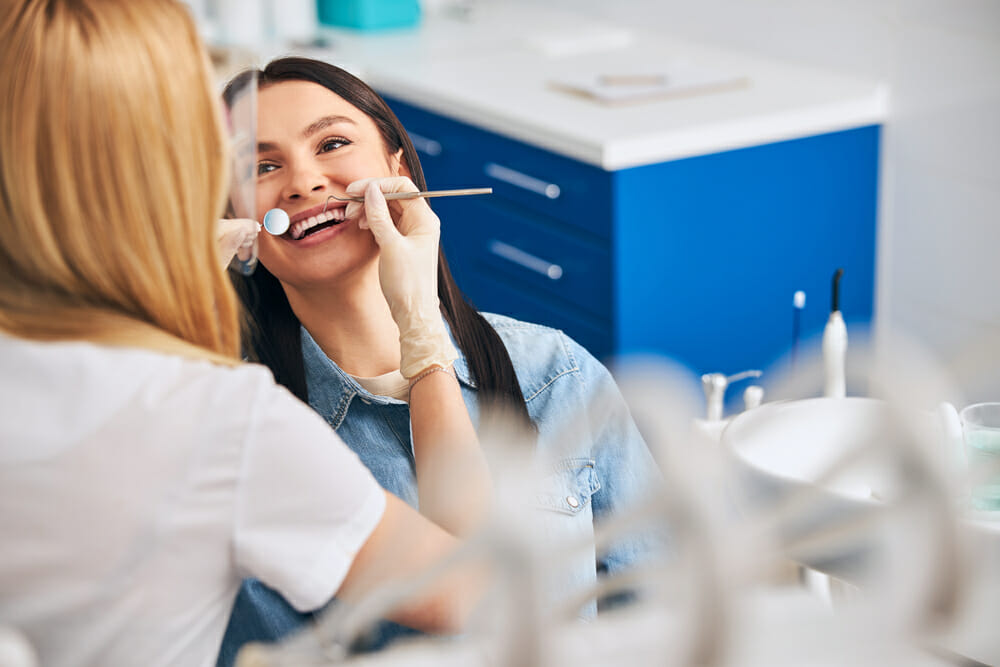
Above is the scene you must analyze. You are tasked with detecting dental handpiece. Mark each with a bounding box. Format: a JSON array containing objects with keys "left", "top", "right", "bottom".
[{"left": 262, "top": 187, "right": 493, "bottom": 236}]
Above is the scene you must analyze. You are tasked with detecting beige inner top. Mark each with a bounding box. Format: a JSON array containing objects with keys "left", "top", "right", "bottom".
[{"left": 351, "top": 369, "right": 410, "bottom": 402}]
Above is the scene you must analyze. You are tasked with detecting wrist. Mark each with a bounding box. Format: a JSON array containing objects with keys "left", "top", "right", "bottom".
[
  {"left": 400, "top": 343, "right": 458, "bottom": 379},
  {"left": 407, "top": 363, "right": 457, "bottom": 394},
  {"left": 398, "top": 321, "right": 457, "bottom": 380}
]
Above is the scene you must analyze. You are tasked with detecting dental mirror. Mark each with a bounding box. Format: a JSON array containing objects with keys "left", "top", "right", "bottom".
[{"left": 263, "top": 207, "right": 290, "bottom": 235}]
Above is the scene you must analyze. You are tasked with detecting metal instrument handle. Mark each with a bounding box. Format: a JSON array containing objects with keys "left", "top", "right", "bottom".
[{"left": 484, "top": 162, "right": 561, "bottom": 199}]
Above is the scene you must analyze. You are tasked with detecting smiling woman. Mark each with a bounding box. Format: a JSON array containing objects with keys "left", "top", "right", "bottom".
[
  {"left": 222, "top": 60, "right": 534, "bottom": 411},
  {"left": 218, "top": 57, "right": 662, "bottom": 665}
]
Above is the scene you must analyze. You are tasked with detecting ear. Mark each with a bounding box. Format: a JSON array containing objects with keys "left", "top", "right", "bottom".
[{"left": 391, "top": 148, "right": 410, "bottom": 178}]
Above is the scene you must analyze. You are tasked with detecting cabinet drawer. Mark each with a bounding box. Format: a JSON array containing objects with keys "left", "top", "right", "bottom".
[
  {"left": 381, "top": 96, "right": 463, "bottom": 188},
  {"left": 438, "top": 199, "right": 612, "bottom": 322},
  {"left": 383, "top": 95, "right": 613, "bottom": 241},
  {"left": 459, "top": 271, "right": 612, "bottom": 361}
]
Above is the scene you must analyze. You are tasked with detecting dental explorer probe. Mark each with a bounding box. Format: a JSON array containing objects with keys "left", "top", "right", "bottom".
[{"left": 262, "top": 188, "right": 493, "bottom": 236}]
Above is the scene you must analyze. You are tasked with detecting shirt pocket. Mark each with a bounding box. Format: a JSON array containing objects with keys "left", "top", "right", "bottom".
[{"left": 536, "top": 458, "right": 601, "bottom": 515}]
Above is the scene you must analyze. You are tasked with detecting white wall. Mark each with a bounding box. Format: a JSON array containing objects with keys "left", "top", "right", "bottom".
[
  {"left": 522, "top": 0, "right": 1000, "bottom": 403},
  {"left": 879, "top": 1, "right": 1000, "bottom": 404},
  {"left": 531, "top": 0, "right": 896, "bottom": 79}
]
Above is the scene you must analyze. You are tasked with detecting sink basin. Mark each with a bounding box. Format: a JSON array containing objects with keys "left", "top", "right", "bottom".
[
  {"left": 721, "top": 397, "right": 934, "bottom": 580},
  {"left": 723, "top": 398, "right": 895, "bottom": 503}
]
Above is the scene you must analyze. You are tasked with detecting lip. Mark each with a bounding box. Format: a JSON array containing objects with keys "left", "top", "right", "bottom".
[{"left": 289, "top": 198, "right": 349, "bottom": 225}]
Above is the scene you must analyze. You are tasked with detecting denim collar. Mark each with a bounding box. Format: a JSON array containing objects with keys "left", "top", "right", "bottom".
[{"left": 301, "top": 320, "right": 475, "bottom": 429}]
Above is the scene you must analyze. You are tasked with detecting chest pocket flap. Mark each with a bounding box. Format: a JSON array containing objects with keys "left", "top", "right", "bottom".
[{"left": 536, "top": 458, "right": 601, "bottom": 515}]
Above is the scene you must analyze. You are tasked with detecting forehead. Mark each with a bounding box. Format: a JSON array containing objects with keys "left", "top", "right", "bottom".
[{"left": 255, "top": 80, "right": 380, "bottom": 139}]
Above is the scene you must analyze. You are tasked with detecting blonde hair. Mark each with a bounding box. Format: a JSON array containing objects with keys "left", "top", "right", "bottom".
[{"left": 0, "top": 0, "right": 240, "bottom": 362}]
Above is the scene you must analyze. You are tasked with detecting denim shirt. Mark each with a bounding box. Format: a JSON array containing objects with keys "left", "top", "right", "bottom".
[{"left": 217, "top": 313, "right": 659, "bottom": 666}]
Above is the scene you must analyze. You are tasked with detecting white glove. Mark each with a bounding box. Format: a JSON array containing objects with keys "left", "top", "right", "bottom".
[
  {"left": 346, "top": 178, "right": 458, "bottom": 379},
  {"left": 216, "top": 218, "right": 260, "bottom": 269}
]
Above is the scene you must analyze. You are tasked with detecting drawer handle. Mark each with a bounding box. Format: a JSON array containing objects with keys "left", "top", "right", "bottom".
[
  {"left": 484, "top": 162, "right": 561, "bottom": 200},
  {"left": 488, "top": 240, "right": 563, "bottom": 280},
  {"left": 407, "top": 132, "right": 442, "bottom": 157}
]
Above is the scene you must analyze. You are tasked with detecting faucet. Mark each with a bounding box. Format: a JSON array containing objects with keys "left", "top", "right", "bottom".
[{"left": 701, "top": 370, "right": 762, "bottom": 421}]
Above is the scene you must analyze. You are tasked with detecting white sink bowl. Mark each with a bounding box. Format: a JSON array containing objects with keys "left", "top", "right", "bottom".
[
  {"left": 721, "top": 397, "right": 927, "bottom": 579},
  {"left": 724, "top": 398, "right": 894, "bottom": 500}
]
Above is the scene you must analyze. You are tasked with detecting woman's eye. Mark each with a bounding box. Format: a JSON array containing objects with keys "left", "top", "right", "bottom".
[
  {"left": 257, "top": 162, "right": 278, "bottom": 176},
  {"left": 319, "top": 137, "right": 350, "bottom": 153}
]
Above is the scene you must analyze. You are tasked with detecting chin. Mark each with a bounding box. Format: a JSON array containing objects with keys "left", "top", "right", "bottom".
[{"left": 271, "top": 246, "right": 380, "bottom": 291}]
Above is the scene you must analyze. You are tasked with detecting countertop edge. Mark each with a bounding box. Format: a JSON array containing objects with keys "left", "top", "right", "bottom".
[{"left": 369, "top": 77, "right": 889, "bottom": 170}]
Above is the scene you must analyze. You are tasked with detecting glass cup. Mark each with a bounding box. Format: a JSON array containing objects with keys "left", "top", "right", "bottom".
[{"left": 960, "top": 402, "right": 1000, "bottom": 511}]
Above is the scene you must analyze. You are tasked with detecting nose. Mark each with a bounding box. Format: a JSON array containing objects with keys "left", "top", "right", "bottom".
[{"left": 282, "top": 163, "right": 327, "bottom": 201}]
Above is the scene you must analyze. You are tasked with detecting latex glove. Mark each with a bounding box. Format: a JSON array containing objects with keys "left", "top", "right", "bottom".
[
  {"left": 346, "top": 177, "right": 457, "bottom": 379},
  {"left": 216, "top": 218, "right": 260, "bottom": 269}
]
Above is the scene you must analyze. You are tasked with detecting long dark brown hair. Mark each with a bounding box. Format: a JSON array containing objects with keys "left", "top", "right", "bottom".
[{"left": 223, "top": 57, "right": 533, "bottom": 428}]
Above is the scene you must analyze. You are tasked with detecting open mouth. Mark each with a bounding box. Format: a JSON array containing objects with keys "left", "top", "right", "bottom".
[{"left": 289, "top": 207, "right": 347, "bottom": 241}]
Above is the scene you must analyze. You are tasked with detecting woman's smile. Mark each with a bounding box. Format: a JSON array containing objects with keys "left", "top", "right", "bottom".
[
  {"left": 284, "top": 200, "right": 350, "bottom": 241},
  {"left": 280, "top": 214, "right": 351, "bottom": 248}
]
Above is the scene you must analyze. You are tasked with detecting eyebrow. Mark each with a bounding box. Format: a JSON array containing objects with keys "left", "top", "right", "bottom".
[
  {"left": 257, "top": 115, "right": 358, "bottom": 153},
  {"left": 302, "top": 115, "right": 356, "bottom": 138}
]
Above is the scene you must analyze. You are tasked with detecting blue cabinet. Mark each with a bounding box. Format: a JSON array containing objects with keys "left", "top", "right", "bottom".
[{"left": 383, "top": 94, "right": 879, "bottom": 376}]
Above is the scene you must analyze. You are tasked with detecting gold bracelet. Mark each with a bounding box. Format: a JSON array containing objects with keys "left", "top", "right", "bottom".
[{"left": 407, "top": 364, "right": 456, "bottom": 392}]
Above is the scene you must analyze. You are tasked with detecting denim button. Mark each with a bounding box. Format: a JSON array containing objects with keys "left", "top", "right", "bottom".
[{"left": 566, "top": 495, "right": 579, "bottom": 508}]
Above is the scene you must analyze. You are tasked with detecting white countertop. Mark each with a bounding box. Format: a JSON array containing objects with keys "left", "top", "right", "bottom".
[{"left": 275, "top": 4, "right": 888, "bottom": 170}]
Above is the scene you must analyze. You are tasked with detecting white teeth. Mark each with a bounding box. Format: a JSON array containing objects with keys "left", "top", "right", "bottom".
[{"left": 288, "top": 207, "right": 345, "bottom": 240}]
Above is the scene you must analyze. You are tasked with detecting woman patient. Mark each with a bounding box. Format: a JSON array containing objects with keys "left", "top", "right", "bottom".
[
  {"left": 0, "top": 2, "right": 490, "bottom": 665},
  {"left": 219, "top": 57, "right": 662, "bottom": 662}
]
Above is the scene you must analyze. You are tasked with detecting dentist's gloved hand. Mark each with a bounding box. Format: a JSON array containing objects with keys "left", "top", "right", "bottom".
[
  {"left": 216, "top": 218, "right": 260, "bottom": 269},
  {"left": 346, "top": 177, "right": 457, "bottom": 379}
]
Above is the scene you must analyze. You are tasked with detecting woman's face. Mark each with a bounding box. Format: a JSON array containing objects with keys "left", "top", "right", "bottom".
[{"left": 249, "top": 80, "right": 405, "bottom": 289}]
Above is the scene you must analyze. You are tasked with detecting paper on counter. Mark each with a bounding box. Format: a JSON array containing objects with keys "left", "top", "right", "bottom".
[{"left": 549, "top": 61, "right": 749, "bottom": 106}]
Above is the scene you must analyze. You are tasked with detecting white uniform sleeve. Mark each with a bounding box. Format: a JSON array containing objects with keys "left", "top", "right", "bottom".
[{"left": 233, "top": 378, "right": 386, "bottom": 613}]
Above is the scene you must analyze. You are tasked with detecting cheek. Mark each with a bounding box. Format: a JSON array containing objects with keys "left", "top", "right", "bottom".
[
  {"left": 256, "top": 234, "right": 284, "bottom": 268},
  {"left": 255, "top": 180, "right": 283, "bottom": 217}
]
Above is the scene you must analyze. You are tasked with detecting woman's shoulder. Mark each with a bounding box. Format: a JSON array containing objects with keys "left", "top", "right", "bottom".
[
  {"left": 480, "top": 312, "right": 574, "bottom": 360},
  {"left": 0, "top": 336, "right": 293, "bottom": 456},
  {"left": 478, "top": 312, "right": 595, "bottom": 401},
  {"left": 1, "top": 333, "right": 277, "bottom": 393}
]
